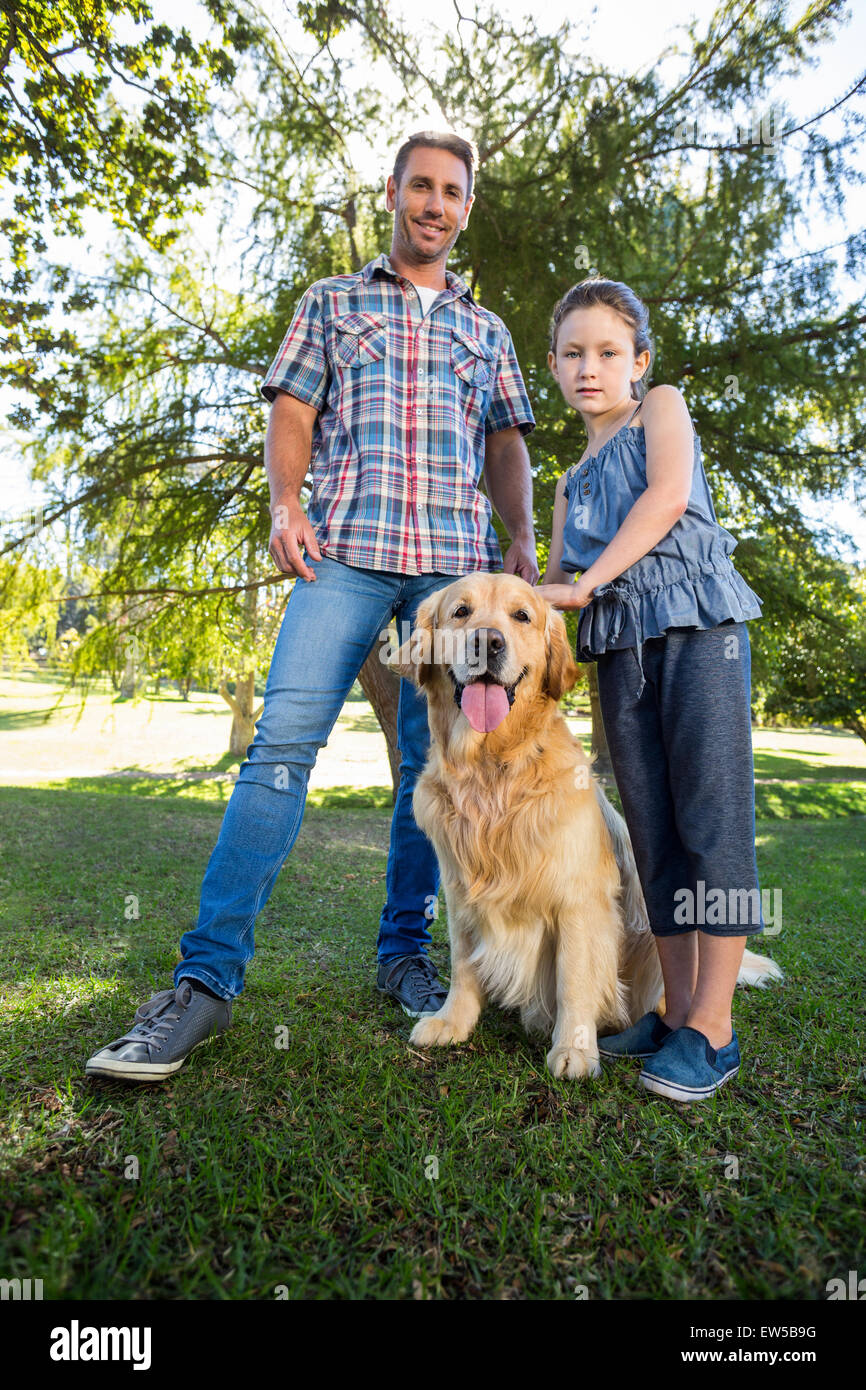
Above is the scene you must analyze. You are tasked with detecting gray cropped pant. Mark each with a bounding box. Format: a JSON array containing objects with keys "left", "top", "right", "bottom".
[{"left": 595, "top": 621, "right": 765, "bottom": 937}]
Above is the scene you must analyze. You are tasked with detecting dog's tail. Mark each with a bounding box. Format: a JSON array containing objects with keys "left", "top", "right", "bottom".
[
  {"left": 738, "top": 949, "right": 784, "bottom": 986},
  {"left": 592, "top": 778, "right": 784, "bottom": 1012}
]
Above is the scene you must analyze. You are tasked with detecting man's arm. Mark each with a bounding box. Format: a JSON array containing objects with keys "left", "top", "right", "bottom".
[
  {"left": 266, "top": 389, "right": 324, "bottom": 581},
  {"left": 483, "top": 425, "right": 539, "bottom": 584}
]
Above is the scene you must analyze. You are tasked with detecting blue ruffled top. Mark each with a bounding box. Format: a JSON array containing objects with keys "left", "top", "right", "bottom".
[{"left": 560, "top": 408, "right": 763, "bottom": 697}]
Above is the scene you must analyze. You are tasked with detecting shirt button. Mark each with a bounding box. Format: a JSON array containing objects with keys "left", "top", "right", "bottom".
[{"left": 418, "top": 368, "right": 426, "bottom": 378}]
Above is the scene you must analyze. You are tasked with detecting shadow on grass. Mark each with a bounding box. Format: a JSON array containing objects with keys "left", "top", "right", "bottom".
[
  {"left": 16, "top": 776, "right": 239, "bottom": 802},
  {"left": 10, "top": 771, "right": 863, "bottom": 820},
  {"left": 754, "top": 782, "right": 866, "bottom": 819},
  {"left": 753, "top": 751, "right": 866, "bottom": 781},
  {"left": 0, "top": 707, "right": 63, "bottom": 730},
  {"left": 336, "top": 709, "right": 388, "bottom": 734},
  {"left": 0, "top": 778, "right": 395, "bottom": 810}
]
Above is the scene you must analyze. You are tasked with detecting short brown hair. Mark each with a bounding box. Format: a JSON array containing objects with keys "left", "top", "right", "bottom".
[
  {"left": 549, "top": 278, "right": 654, "bottom": 400},
  {"left": 392, "top": 131, "right": 477, "bottom": 198}
]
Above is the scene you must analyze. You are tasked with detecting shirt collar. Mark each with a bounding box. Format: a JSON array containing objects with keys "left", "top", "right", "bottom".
[{"left": 362, "top": 252, "right": 475, "bottom": 303}]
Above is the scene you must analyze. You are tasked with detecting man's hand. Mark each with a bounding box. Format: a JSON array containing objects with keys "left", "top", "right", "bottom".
[
  {"left": 502, "top": 534, "right": 540, "bottom": 585},
  {"left": 265, "top": 390, "right": 322, "bottom": 580},
  {"left": 269, "top": 496, "right": 323, "bottom": 581},
  {"left": 484, "top": 427, "right": 538, "bottom": 582}
]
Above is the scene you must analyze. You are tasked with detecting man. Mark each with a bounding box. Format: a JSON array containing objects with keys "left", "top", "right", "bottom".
[{"left": 86, "top": 131, "right": 538, "bottom": 1081}]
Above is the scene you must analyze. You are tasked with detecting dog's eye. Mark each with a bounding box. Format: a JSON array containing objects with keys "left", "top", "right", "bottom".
[
  {"left": 452, "top": 604, "right": 471, "bottom": 618},
  {"left": 512, "top": 609, "right": 531, "bottom": 623}
]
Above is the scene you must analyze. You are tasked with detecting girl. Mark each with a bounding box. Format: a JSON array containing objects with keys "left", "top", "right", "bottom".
[{"left": 536, "top": 278, "right": 767, "bottom": 1103}]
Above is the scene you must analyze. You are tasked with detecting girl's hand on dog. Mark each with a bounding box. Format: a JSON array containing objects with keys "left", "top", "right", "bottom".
[{"left": 535, "top": 580, "right": 594, "bottom": 609}]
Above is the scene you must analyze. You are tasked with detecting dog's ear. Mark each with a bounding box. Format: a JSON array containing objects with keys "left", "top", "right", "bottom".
[
  {"left": 389, "top": 591, "right": 438, "bottom": 688},
  {"left": 543, "top": 610, "right": 580, "bottom": 701}
]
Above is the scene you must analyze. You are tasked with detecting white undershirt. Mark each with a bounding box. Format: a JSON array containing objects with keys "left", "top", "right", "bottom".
[{"left": 407, "top": 281, "right": 440, "bottom": 317}]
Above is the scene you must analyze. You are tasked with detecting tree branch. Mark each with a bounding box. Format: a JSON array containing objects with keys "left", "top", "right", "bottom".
[{"left": 50, "top": 574, "right": 288, "bottom": 603}]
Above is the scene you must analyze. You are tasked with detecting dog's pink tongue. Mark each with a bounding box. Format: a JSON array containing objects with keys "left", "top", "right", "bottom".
[{"left": 460, "top": 681, "right": 510, "bottom": 733}]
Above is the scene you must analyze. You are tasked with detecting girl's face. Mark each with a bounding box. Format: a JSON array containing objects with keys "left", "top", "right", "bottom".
[{"left": 548, "top": 304, "right": 650, "bottom": 419}]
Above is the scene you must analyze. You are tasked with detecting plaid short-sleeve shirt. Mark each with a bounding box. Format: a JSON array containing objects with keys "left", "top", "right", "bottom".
[{"left": 261, "top": 253, "right": 535, "bottom": 575}]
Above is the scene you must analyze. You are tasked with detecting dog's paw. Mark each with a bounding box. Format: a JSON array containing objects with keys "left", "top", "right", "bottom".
[
  {"left": 546, "top": 1044, "right": 602, "bottom": 1080},
  {"left": 410, "top": 1013, "right": 468, "bottom": 1048}
]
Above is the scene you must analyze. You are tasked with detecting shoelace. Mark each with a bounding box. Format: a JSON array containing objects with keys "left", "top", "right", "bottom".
[
  {"left": 115, "top": 986, "right": 191, "bottom": 1049},
  {"left": 390, "top": 956, "right": 444, "bottom": 1008}
]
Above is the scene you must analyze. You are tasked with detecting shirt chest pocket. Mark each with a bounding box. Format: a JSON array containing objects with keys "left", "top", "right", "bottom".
[
  {"left": 333, "top": 312, "right": 388, "bottom": 368},
  {"left": 450, "top": 328, "right": 493, "bottom": 389}
]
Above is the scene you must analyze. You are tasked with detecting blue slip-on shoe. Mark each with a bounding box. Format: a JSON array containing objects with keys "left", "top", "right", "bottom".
[
  {"left": 376, "top": 953, "right": 448, "bottom": 1019},
  {"left": 639, "top": 1026, "right": 740, "bottom": 1102},
  {"left": 598, "top": 1011, "right": 672, "bottom": 1059}
]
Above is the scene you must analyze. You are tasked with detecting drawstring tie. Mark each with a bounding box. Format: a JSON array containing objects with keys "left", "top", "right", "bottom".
[{"left": 590, "top": 583, "right": 647, "bottom": 698}]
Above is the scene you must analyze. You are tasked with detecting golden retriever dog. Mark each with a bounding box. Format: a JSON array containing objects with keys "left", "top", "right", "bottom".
[{"left": 391, "top": 572, "right": 782, "bottom": 1081}]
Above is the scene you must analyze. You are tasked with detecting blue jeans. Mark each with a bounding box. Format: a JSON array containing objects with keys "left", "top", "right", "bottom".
[{"left": 174, "top": 553, "right": 465, "bottom": 1000}]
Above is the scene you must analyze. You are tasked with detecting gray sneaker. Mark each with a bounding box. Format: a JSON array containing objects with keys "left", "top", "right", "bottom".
[
  {"left": 85, "top": 980, "right": 232, "bottom": 1082},
  {"left": 376, "top": 954, "right": 448, "bottom": 1018}
]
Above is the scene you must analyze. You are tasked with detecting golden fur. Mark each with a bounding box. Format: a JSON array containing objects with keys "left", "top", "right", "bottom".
[{"left": 392, "top": 572, "right": 781, "bottom": 1080}]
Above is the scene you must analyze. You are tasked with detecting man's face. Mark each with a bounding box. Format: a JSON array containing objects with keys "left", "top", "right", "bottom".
[{"left": 386, "top": 147, "right": 474, "bottom": 266}]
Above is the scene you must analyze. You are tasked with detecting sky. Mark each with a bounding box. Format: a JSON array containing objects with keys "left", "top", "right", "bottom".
[{"left": 2, "top": 0, "right": 864, "bottom": 556}]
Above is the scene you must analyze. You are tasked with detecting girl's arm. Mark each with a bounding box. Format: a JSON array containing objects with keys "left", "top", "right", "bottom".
[
  {"left": 539, "top": 472, "right": 575, "bottom": 585},
  {"left": 541, "top": 385, "right": 694, "bottom": 609}
]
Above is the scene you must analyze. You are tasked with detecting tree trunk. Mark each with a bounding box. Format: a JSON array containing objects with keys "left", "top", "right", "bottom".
[
  {"left": 220, "top": 672, "right": 264, "bottom": 758},
  {"left": 218, "top": 537, "right": 266, "bottom": 758},
  {"left": 119, "top": 645, "right": 138, "bottom": 699},
  {"left": 357, "top": 650, "right": 402, "bottom": 802},
  {"left": 845, "top": 716, "right": 866, "bottom": 746},
  {"left": 587, "top": 664, "right": 613, "bottom": 779}
]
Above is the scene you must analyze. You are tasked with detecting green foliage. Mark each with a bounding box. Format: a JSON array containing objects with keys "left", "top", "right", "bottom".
[
  {"left": 0, "top": 552, "right": 62, "bottom": 661},
  {"left": 1, "top": 0, "right": 864, "bottom": 735},
  {"left": 750, "top": 543, "right": 866, "bottom": 739},
  {"left": 0, "top": 0, "right": 236, "bottom": 349}
]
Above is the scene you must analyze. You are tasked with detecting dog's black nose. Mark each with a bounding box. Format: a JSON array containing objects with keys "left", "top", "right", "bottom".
[{"left": 467, "top": 627, "right": 506, "bottom": 669}]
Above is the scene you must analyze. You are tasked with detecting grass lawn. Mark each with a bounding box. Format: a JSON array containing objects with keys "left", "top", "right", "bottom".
[
  {"left": 0, "top": 672, "right": 864, "bottom": 1300},
  {"left": 0, "top": 669, "right": 395, "bottom": 793}
]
